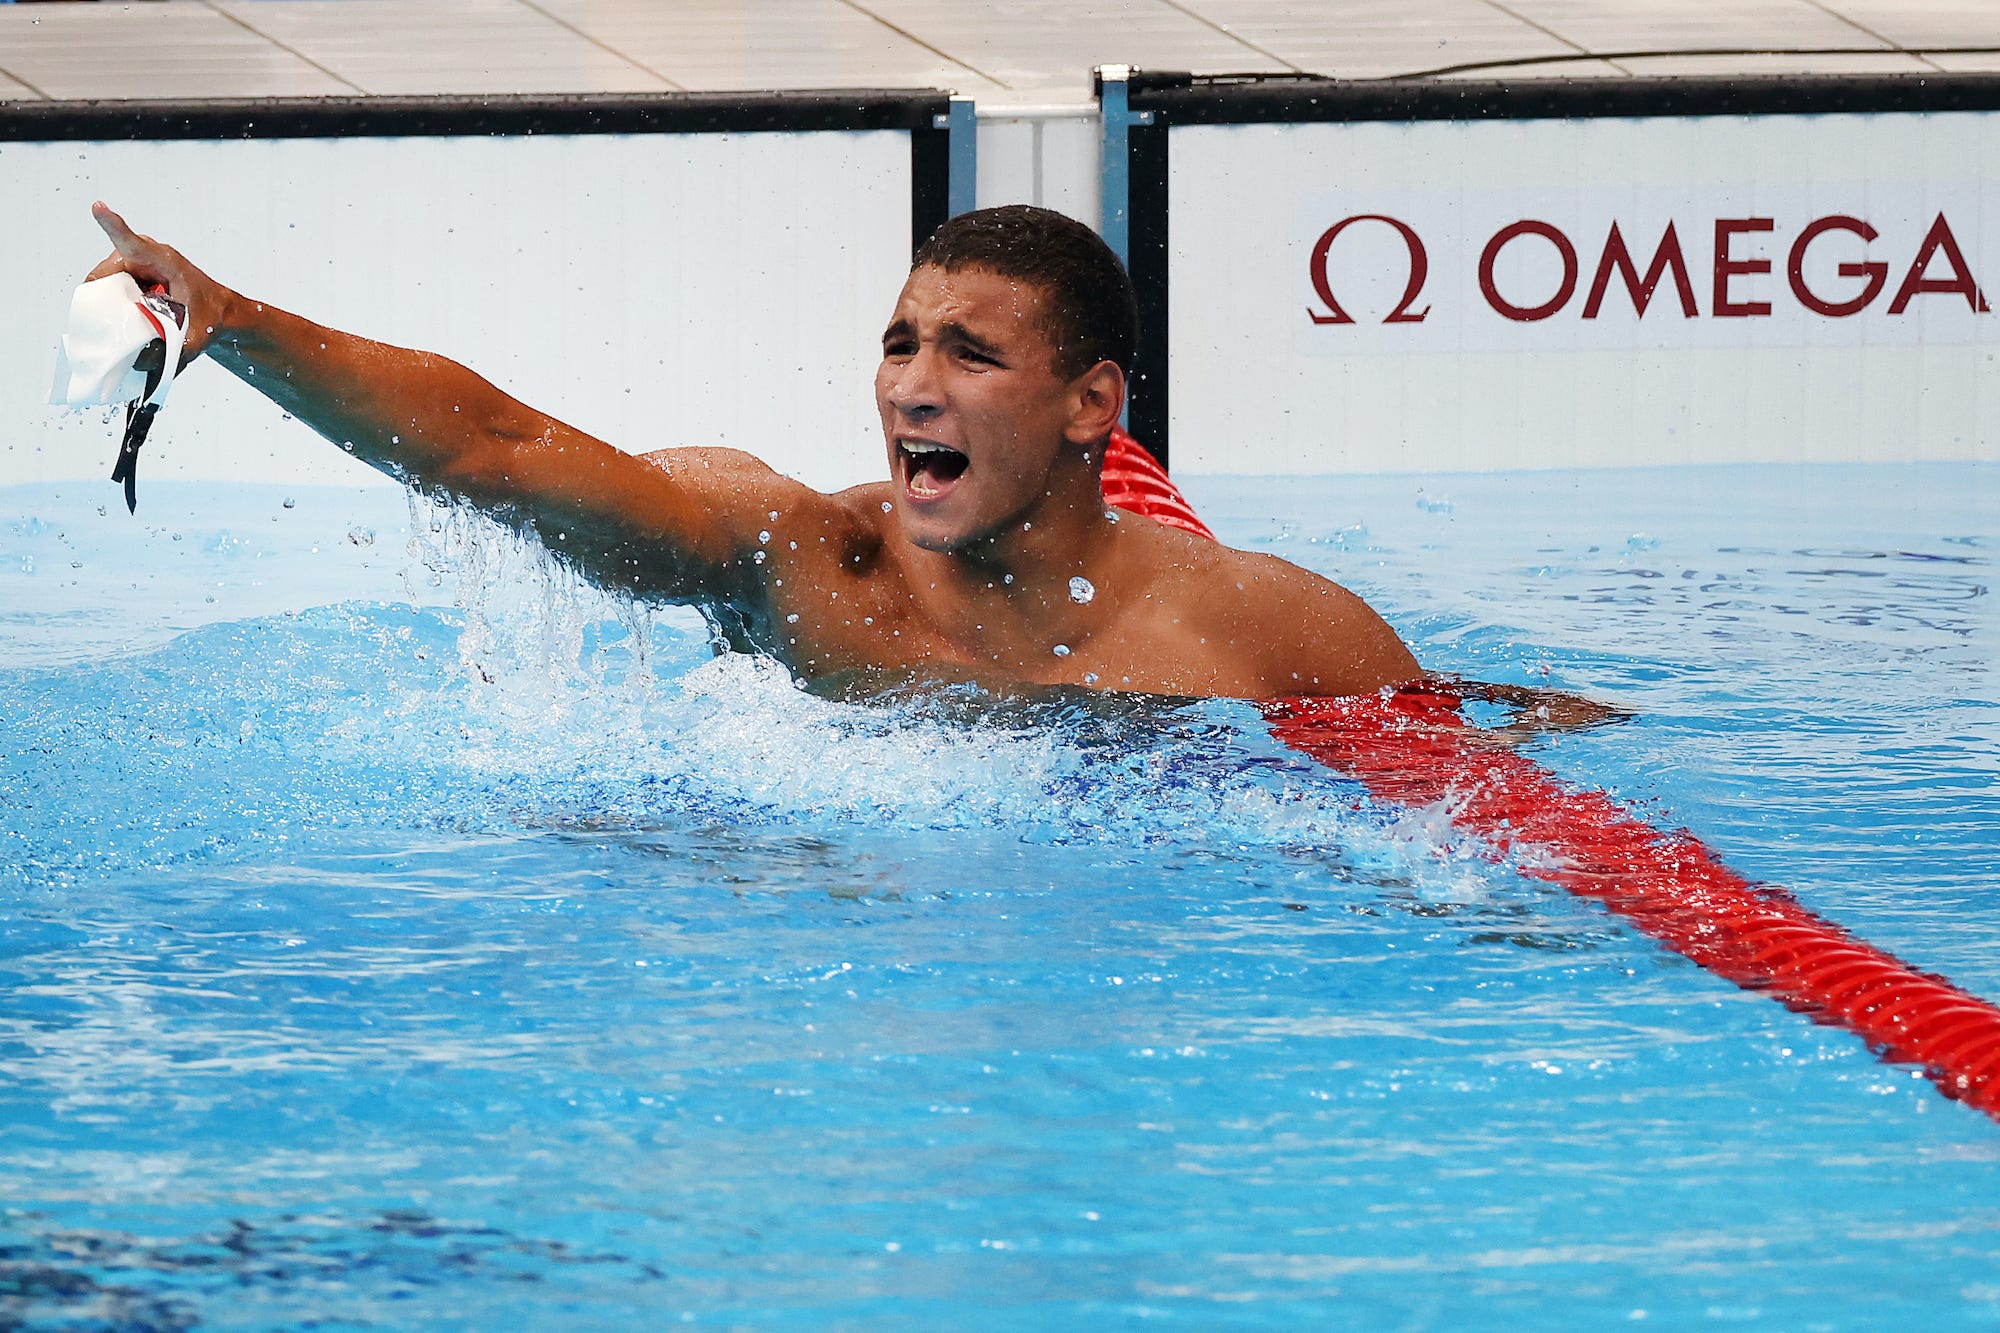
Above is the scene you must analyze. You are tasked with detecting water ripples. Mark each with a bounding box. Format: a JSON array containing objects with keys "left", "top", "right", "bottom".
[{"left": 2, "top": 468, "right": 1997, "bottom": 1325}]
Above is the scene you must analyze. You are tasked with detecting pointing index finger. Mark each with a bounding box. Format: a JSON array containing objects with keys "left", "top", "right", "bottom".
[{"left": 92, "top": 200, "right": 143, "bottom": 256}]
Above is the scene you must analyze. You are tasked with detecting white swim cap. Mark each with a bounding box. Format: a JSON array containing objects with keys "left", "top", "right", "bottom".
[{"left": 49, "top": 271, "right": 187, "bottom": 410}]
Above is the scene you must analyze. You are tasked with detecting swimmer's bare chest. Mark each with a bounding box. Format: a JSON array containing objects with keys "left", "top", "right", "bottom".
[
  {"left": 764, "top": 585, "right": 1253, "bottom": 696},
  {"left": 725, "top": 513, "right": 1283, "bottom": 698}
]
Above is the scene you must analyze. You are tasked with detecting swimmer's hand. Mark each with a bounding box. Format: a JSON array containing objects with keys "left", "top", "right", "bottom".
[
  {"left": 86, "top": 202, "right": 235, "bottom": 368},
  {"left": 1427, "top": 675, "right": 1633, "bottom": 742}
]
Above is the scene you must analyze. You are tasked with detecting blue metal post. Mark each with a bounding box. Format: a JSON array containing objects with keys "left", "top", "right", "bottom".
[
  {"left": 1097, "top": 65, "right": 1134, "bottom": 267},
  {"left": 946, "top": 95, "right": 977, "bottom": 217}
]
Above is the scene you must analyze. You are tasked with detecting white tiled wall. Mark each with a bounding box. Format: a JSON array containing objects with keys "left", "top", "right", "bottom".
[
  {"left": 208, "top": 0, "right": 675, "bottom": 97},
  {"left": 5, "top": 0, "right": 1997, "bottom": 105}
]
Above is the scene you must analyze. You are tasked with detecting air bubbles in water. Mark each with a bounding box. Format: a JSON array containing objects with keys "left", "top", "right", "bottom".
[{"left": 1068, "top": 576, "right": 1095, "bottom": 604}]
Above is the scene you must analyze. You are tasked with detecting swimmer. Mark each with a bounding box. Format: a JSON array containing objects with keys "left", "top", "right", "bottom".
[{"left": 82, "top": 200, "right": 1597, "bottom": 717}]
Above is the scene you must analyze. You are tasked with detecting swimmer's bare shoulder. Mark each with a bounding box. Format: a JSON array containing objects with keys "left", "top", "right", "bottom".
[
  {"left": 1108, "top": 517, "right": 1421, "bottom": 699},
  {"left": 634, "top": 447, "right": 886, "bottom": 589}
]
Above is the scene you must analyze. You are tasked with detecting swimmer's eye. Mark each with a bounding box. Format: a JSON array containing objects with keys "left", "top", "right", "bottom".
[{"left": 881, "top": 338, "right": 917, "bottom": 358}]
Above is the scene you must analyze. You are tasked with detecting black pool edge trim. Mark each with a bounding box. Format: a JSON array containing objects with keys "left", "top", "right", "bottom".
[
  {"left": 1127, "top": 120, "right": 1171, "bottom": 471},
  {"left": 1125, "top": 70, "right": 2000, "bottom": 124},
  {"left": 909, "top": 120, "right": 950, "bottom": 257},
  {"left": 0, "top": 89, "right": 953, "bottom": 140}
]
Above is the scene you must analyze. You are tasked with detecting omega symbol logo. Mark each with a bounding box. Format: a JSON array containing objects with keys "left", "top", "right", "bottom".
[{"left": 1307, "top": 215, "right": 1431, "bottom": 325}]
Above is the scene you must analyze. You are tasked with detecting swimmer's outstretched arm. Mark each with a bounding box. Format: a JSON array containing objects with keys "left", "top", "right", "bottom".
[
  {"left": 1428, "top": 676, "right": 1633, "bottom": 736},
  {"left": 85, "top": 204, "right": 793, "bottom": 604}
]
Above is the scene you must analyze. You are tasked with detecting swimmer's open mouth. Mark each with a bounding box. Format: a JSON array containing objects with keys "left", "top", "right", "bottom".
[{"left": 899, "top": 439, "right": 969, "bottom": 499}]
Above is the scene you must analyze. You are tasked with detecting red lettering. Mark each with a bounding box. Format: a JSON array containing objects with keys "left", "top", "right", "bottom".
[
  {"left": 1787, "top": 215, "right": 1886, "bottom": 317},
  {"left": 1888, "top": 213, "right": 1990, "bottom": 314},
  {"left": 1479, "top": 221, "right": 1578, "bottom": 322},
  {"left": 1583, "top": 222, "right": 1697, "bottom": 319},
  {"left": 1713, "top": 218, "right": 1775, "bottom": 317},
  {"left": 1307, "top": 215, "right": 1430, "bottom": 325}
]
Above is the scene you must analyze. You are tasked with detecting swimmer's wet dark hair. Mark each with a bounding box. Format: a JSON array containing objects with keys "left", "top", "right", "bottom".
[{"left": 912, "top": 205, "right": 1137, "bottom": 380}]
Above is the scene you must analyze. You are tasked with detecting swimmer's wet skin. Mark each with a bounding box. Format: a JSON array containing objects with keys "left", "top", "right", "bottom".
[{"left": 82, "top": 201, "right": 1433, "bottom": 703}]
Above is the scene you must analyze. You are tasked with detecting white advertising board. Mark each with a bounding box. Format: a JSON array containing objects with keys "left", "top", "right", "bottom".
[
  {"left": 1167, "top": 112, "right": 2000, "bottom": 475},
  {"left": 5, "top": 130, "right": 915, "bottom": 491}
]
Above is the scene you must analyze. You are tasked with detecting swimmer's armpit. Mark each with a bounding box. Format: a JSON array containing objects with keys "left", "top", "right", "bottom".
[{"left": 1419, "top": 675, "right": 1635, "bottom": 740}]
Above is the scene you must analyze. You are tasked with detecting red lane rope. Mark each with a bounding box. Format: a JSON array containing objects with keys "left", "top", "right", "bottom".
[
  {"left": 1103, "top": 427, "right": 1215, "bottom": 541},
  {"left": 1101, "top": 431, "right": 2000, "bottom": 1118}
]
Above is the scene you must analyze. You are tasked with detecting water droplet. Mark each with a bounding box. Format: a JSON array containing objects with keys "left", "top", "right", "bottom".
[
  {"left": 758, "top": 530, "right": 770, "bottom": 544},
  {"left": 1105, "top": 510, "right": 1120, "bottom": 523},
  {"left": 281, "top": 497, "right": 296, "bottom": 509},
  {"left": 787, "top": 613, "right": 800, "bottom": 623},
  {"left": 1068, "top": 576, "right": 1095, "bottom": 604},
  {"left": 768, "top": 511, "right": 779, "bottom": 522},
  {"left": 753, "top": 550, "right": 767, "bottom": 564},
  {"left": 347, "top": 526, "right": 375, "bottom": 547},
  {"left": 881, "top": 501, "right": 894, "bottom": 513},
  {"left": 1003, "top": 573, "right": 1015, "bottom": 585},
  {"left": 1052, "top": 643, "right": 1071, "bottom": 657},
  {"left": 1083, "top": 672, "right": 1099, "bottom": 685}
]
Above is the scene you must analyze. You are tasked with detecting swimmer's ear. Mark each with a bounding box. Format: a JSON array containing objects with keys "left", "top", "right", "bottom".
[{"left": 1065, "top": 359, "right": 1125, "bottom": 447}]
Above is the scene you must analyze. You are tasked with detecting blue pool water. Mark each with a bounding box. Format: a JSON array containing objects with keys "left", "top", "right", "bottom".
[{"left": 2, "top": 464, "right": 1997, "bottom": 1328}]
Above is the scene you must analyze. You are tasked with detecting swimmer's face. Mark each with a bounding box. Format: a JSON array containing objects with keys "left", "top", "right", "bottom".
[{"left": 877, "top": 264, "right": 1103, "bottom": 553}]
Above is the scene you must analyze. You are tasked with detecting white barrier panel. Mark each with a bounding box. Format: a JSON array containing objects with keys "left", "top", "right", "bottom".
[
  {"left": 975, "top": 108, "right": 1100, "bottom": 231},
  {"left": 1163, "top": 109, "right": 2000, "bottom": 475},
  {"left": 6, "top": 127, "right": 920, "bottom": 492}
]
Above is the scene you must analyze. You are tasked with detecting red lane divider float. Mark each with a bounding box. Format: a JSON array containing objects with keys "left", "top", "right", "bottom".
[
  {"left": 1102, "top": 425, "right": 2000, "bottom": 1118},
  {"left": 1102, "top": 427, "right": 1216, "bottom": 541}
]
